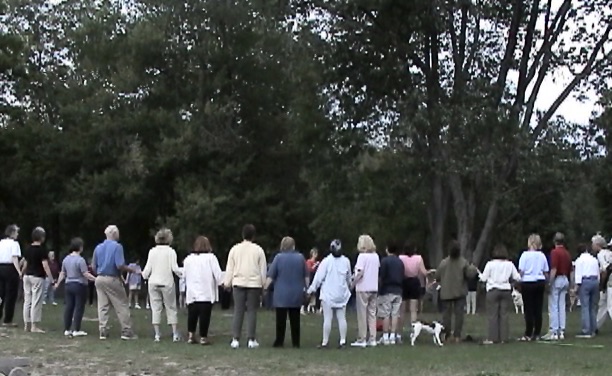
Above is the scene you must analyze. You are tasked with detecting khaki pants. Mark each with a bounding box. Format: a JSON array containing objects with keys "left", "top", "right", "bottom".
[
  {"left": 148, "top": 283, "right": 178, "bottom": 325},
  {"left": 486, "top": 289, "right": 512, "bottom": 342},
  {"left": 95, "top": 276, "right": 133, "bottom": 336},
  {"left": 356, "top": 291, "right": 377, "bottom": 341},
  {"left": 23, "top": 275, "right": 44, "bottom": 323}
]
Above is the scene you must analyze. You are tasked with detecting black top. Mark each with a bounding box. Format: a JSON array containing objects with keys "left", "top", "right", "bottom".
[
  {"left": 379, "top": 255, "right": 405, "bottom": 295},
  {"left": 467, "top": 274, "right": 479, "bottom": 291},
  {"left": 23, "top": 245, "right": 48, "bottom": 278}
]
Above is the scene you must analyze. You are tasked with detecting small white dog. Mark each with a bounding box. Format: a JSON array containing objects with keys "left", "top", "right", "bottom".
[
  {"left": 410, "top": 321, "right": 444, "bottom": 347},
  {"left": 512, "top": 288, "right": 524, "bottom": 314}
]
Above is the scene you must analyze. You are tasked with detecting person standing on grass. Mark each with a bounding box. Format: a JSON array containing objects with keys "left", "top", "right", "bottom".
[
  {"left": 183, "top": 236, "right": 223, "bottom": 345},
  {"left": 575, "top": 243, "right": 600, "bottom": 338},
  {"left": 351, "top": 234, "right": 380, "bottom": 348},
  {"left": 307, "top": 239, "right": 351, "bottom": 349},
  {"left": 223, "top": 224, "right": 267, "bottom": 349},
  {"left": 517, "top": 234, "right": 549, "bottom": 342},
  {"left": 43, "top": 251, "right": 59, "bottom": 306},
  {"left": 435, "top": 240, "right": 478, "bottom": 343},
  {"left": 21, "top": 227, "right": 54, "bottom": 333},
  {"left": 465, "top": 274, "right": 478, "bottom": 315},
  {"left": 302, "top": 248, "right": 319, "bottom": 315},
  {"left": 479, "top": 244, "right": 520, "bottom": 345},
  {"left": 377, "top": 242, "right": 404, "bottom": 345},
  {"left": 55, "top": 238, "right": 96, "bottom": 337},
  {"left": 594, "top": 235, "right": 612, "bottom": 330},
  {"left": 265, "top": 237, "right": 308, "bottom": 348},
  {"left": 542, "top": 233, "right": 572, "bottom": 341},
  {"left": 125, "top": 258, "right": 142, "bottom": 309},
  {"left": 87, "top": 258, "right": 96, "bottom": 306},
  {"left": 0, "top": 224, "right": 22, "bottom": 328},
  {"left": 92, "top": 225, "right": 139, "bottom": 340},
  {"left": 398, "top": 241, "right": 428, "bottom": 337},
  {"left": 142, "top": 228, "right": 182, "bottom": 343}
]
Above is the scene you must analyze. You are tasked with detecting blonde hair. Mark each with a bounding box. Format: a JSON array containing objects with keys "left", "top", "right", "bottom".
[
  {"left": 104, "top": 225, "right": 119, "bottom": 240},
  {"left": 155, "top": 228, "right": 173, "bottom": 245},
  {"left": 527, "top": 234, "right": 542, "bottom": 250},
  {"left": 357, "top": 234, "right": 376, "bottom": 253},
  {"left": 309, "top": 248, "right": 318, "bottom": 258},
  {"left": 280, "top": 236, "right": 295, "bottom": 251}
]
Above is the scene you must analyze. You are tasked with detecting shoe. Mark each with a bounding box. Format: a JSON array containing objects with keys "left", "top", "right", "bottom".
[
  {"left": 541, "top": 332, "right": 558, "bottom": 341},
  {"left": 389, "top": 337, "right": 396, "bottom": 345},
  {"left": 367, "top": 340, "right": 378, "bottom": 347},
  {"left": 338, "top": 342, "right": 346, "bottom": 349},
  {"left": 99, "top": 333, "right": 108, "bottom": 340},
  {"left": 317, "top": 343, "right": 328, "bottom": 349},
  {"left": 173, "top": 334, "right": 181, "bottom": 343},
  {"left": 135, "top": 304, "right": 142, "bottom": 310},
  {"left": 350, "top": 340, "right": 367, "bottom": 348},
  {"left": 559, "top": 332, "right": 565, "bottom": 340},
  {"left": 230, "top": 339, "right": 240, "bottom": 349},
  {"left": 72, "top": 331, "right": 87, "bottom": 337},
  {"left": 43, "top": 301, "right": 46, "bottom": 305},
  {"left": 200, "top": 338, "right": 211, "bottom": 346},
  {"left": 576, "top": 334, "right": 593, "bottom": 339},
  {"left": 248, "top": 339, "right": 260, "bottom": 349},
  {"left": 146, "top": 304, "right": 150, "bottom": 310},
  {"left": 52, "top": 302, "right": 58, "bottom": 306},
  {"left": 64, "top": 330, "right": 73, "bottom": 337},
  {"left": 121, "top": 334, "right": 138, "bottom": 341},
  {"left": 382, "top": 338, "right": 390, "bottom": 346},
  {"left": 154, "top": 335, "right": 161, "bottom": 342},
  {"left": 300, "top": 308, "right": 306, "bottom": 316}
]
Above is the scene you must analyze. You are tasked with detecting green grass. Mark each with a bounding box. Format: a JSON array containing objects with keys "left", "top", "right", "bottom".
[{"left": 0, "top": 302, "right": 609, "bottom": 376}]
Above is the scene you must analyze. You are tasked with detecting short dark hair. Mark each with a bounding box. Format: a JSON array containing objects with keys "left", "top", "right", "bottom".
[
  {"left": 242, "top": 224, "right": 256, "bottom": 241},
  {"left": 403, "top": 241, "right": 417, "bottom": 256},
  {"left": 387, "top": 242, "right": 400, "bottom": 255},
  {"left": 491, "top": 244, "right": 508, "bottom": 259},
  {"left": 69, "top": 237, "right": 84, "bottom": 253},
  {"left": 577, "top": 243, "right": 590, "bottom": 254},
  {"left": 448, "top": 240, "right": 461, "bottom": 259},
  {"left": 31, "top": 227, "right": 46, "bottom": 242},
  {"left": 193, "top": 236, "right": 212, "bottom": 254},
  {"left": 553, "top": 232, "right": 565, "bottom": 245}
]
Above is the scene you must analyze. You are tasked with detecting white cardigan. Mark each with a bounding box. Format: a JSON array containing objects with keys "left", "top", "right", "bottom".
[
  {"left": 142, "top": 245, "right": 181, "bottom": 286},
  {"left": 183, "top": 253, "right": 223, "bottom": 304}
]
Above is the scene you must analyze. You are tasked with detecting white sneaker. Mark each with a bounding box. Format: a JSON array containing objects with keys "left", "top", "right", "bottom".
[
  {"left": 559, "top": 332, "right": 565, "bottom": 340},
  {"left": 72, "top": 331, "right": 87, "bottom": 337},
  {"left": 350, "top": 340, "right": 367, "bottom": 348},
  {"left": 52, "top": 302, "right": 58, "bottom": 306},
  {"left": 173, "top": 334, "right": 181, "bottom": 343},
  {"left": 135, "top": 304, "right": 142, "bottom": 310},
  {"left": 367, "top": 340, "right": 378, "bottom": 347},
  {"left": 300, "top": 307, "right": 306, "bottom": 316},
  {"left": 382, "top": 338, "right": 390, "bottom": 346},
  {"left": 248, "top": 339, "right": 260, "bottom": 349},
  {"left": 230, "top": 339, "right": 240, "bottom": 349},
  {"left": 43, "top": 301, "right": 47, "bottom": 305},
  {"left": 146, "top": 304, "right": 150, "bottom": 309},
  {"left": 64, "top": 330, "right": 73, "bottom": 337},
  {"left": 154, "top": 335, "right": 161, "bottom": 342}
]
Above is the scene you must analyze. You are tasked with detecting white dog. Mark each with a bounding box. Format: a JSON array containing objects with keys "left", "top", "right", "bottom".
[
  {"left": 512, "top": 288, "right": 524, "bottom": 314},
  {"left": 410, "top": 321, "right": 444, "bottom": 347}
]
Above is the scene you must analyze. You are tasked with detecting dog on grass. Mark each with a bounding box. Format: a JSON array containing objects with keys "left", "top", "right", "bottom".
[
  {"left": 511, "top": 288, "right": 524, "bottom": 314},
  {"left": 410, "top": 321, "right": 444, "bottom": 347},
  {"left": 569, "top": 287, "right": 578, "bottom": 312}
]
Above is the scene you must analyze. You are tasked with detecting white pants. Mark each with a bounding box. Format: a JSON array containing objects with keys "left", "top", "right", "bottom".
[
  {"left": 322, "top": 301, "right": 347, "bottom": 346},
  {"left": 466, "top": 291, "right": 477, "bottom": 314},
  {"left": 597, "top": 285, "right": 612, "bottom": 329}
]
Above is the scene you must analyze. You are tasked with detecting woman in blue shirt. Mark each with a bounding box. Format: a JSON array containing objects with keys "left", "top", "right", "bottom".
[{"left": 264, "top": 237, "right": 307, "bottom": 348}]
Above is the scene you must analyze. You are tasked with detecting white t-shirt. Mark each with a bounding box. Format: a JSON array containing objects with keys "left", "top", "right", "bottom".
[
  {"left": 0, "top": 238, "right": 21, "bottom": 264},
  {"left": 479, "top": 259, "right": 521, "bottom": 291},
  {"left": 354, "top": 253, "right": 380, "bottom": 292},
  {"left": 518, "top": 250, "right": 549, "bottom": 282}
]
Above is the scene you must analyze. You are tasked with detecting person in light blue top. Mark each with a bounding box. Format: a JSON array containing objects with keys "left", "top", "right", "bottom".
[
  {"left": 55, "top": 238, "right": 96, "bottom": 337},
  {"left": 265, "top": 236, "right": 307, "bottom": 348},
  {"left": 307, "top": 239, "right": 352, "bottom": 348}
]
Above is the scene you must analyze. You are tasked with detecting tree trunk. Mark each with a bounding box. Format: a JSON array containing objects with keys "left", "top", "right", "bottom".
[
  {"left": 472, "top": 199, "right": 499, "bottom": 266},
  {"left": 427, "top": 174, "right": 449, "bottom": 266}
]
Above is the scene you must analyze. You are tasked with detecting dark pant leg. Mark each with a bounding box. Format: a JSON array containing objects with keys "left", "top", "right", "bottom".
[
  {"left": 532, "top": 282, "right": 545, "bottom": 337},
  {"left": 274, "top": 308, "right": 287, "bottom": 347},
  {"left": 522, "top": 283, "right": 535, "bottom": 337},
  {"left": 487, "top": 290, "right": 500, "bottom": 342},
  {"left": 0, "top": 267, "right": 7, "bottom": 322},
  {"left": 200, "top": 302, "right": 212, "bottom": 338},
  {"left": 2, "top": 267, "right": 19, "bottom": 324},
  {"left": 187, "top": 302, "right": 200, "bottom": 333},
  {"left": 232, "top": 288, "right": 247, "bottom": 339},
  {"left": 441, "top": 300, "right": 453, "bottom": 337},
  {"left": 88, "top": 282, "right": 96, "bottom": 305},
  {"left": 72, "top": 284, "right": 87, "bottom": 331},
  {"left": 499, "top": 290, "right": 511, "bottom": 342},
  {"left": 64, "top": 283, "right": 77, "bottom": 331},
  {"left": 288, "top": 308, "right": 301, "bottom": 348},
  {"left": 454, "top": 298, "right": 466, "bottom": 338}
]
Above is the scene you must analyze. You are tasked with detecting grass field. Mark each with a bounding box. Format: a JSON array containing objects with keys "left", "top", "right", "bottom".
[{"left": 0, "top": 302, "right": 610, "bottom": 376}]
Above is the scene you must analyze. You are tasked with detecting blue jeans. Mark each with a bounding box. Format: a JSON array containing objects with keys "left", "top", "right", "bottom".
[
  {"left": 550, "top": 276, "right": 569, "bottom": 334},
  {"left": 43, "top": 277, "right": 56, "bottom": 303},
  {"left": 579, "top": 278, "right": 599, "bottom": 335},
  {"left": 64, "top": 282, "right": 87, "bottom": 331}
]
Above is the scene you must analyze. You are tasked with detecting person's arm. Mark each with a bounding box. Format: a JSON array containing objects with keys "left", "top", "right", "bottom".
[
  {"left": 264, "top": 255, "right": 279, "bottom": 290},
  {"left": 549, "top": 251, "right": 558, "bottom": 283},
  {"left": 223, "top": 247, "right": 235, "bottom": 288},
  {"left": 353, "top": 254, "right": 364, "bottom": 283},
  {"left": 479, "top": 263, "right": 490, "bottom": 282},
  {"left": 542, "top": 254, "right": 550, "bottom": 280},
  {"left": 307, "top": 258, "right": 327, "bottom": 294},
  {"left": 12, "top": 242, "right": 22, "bottom": 275},
  {"left": 115, "top": 244, "right": 137, "bottom": 274},
  {"left": 435, "top": 260, "right": 445, "bottom": 282},
  {"left": 170, "top": 249, "right": 181, "bottom": 276},
  {"left": 260, "top": 249, "right": 267, "bottom": 287},
  {"left": 42, "top": 258, "right": 54, "bottom": 282},
  {"left": 91, "top": 248, "right": 97, "bottom": 274},
  {"left": 211, "top": 255, "right": 223, "bottom": 286},
  {"left": 20, "top": 260, "right": 28, "bottom": 276},
  {"left": 78, "top": 258, "right": 96, "bottom": 282},
  {"left": 55, "top": 261, "right": 67, "bottom": 287},
  {"left": 302, "top": 255, "right": 309, "bottom": 288},
  {"left": 418, "top": 257, "right": 428, "bottom": 278},
  {"left": 518, "top": 254, "right": 525, "bottom": 277},
  {"left": 574, "top": 259, "right": 583, "bottom": 287}
]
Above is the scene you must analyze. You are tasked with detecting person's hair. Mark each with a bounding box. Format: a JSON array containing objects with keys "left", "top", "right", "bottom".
[
  {"left": 193, "top": 235, "right": 212, "bottom": 253},
  {"left": 242, "top": 224, "right": 256, "bottom": 241},
  {"left": 280, "top": 236, "right": 295, "bottom": 251},
  {"left": 155, "top": 228, "right": 173, "bottom": 245},
  {"left": 447, "top": 240, "right": 461, "bottom": 259},
  {"left": 491, "top": 244, "right": 508, "bottom": 260},
  {"left": 527, "top": 234, "right": 542, "bottom": 250},
  {"left": 4, "top": 224, "right": 19, "bottom": 239},
  {"left": 553, "top": 232, "right": 565, "bottom": 245},
  {"left": 577, "top": 243, "right": 590, "bottom": 254},
  {"left": 104, "top": 225, "right": 120, "bottom": 240},
  {"left": 31, "top": 227, "right": 46, "bottom": 243},
  {"left": 387, "top": 242, "right": 400, "bottom": 255},
  {"left": 357, "top": 234, "right": 376, "bottom": 253},
  {"left": 309, "top": 248, "right": 318, "bottom": 258},
  {"left": 591, "top": 234, "right": 606, "bottom": 248},
  {"left": 69, "top": 238, "right": 84, "bottom": 253},
  {"left": 403, "top": 241, "right": 417, "bottom": 256}
]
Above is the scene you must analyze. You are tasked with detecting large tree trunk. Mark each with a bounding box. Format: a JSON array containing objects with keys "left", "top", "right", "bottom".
[{"left": 427, "top": 174, "right": 449, "bottom": 267}]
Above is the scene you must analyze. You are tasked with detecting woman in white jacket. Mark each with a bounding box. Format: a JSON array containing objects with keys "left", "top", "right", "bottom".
[
  {"left": 142, "top": 228, "right": 182, "bottom": 342},
  {"left": 307, "top": 239, "right": 352, "bottom": 349},
  {"left": 183, "top": 236, "right": 223, "bottom": 345}
]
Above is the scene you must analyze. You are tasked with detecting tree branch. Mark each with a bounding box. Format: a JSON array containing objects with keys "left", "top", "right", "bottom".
[{"left": 494, "top": 1, "right": 523, "bottom": 106}]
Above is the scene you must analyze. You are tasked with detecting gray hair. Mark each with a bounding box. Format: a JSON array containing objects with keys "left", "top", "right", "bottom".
[
  {"left": 104, "top": 225, "right": 120, "bottom": 240},
  {"left": 4, "top": 224, "right": 19, "bottom": 239},
  {"left": 31, "top": 227, "right": 46, "bottom": 242},
  {"left": 280, "top": 236, "right": 295, "bottom": 251},
  {"left": 591, "top": 234, "right": 606, "bottom": 248},
  {"left": 553, "top": 232, "right": 565, "bottom": 245},
  {"left": 155, "top": 228, "right": 173, "bottom": 245}
]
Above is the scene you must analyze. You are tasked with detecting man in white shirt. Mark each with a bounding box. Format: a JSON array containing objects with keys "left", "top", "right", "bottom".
[
  {"left": 594, "top": 235, "right": 612, "bottom": 330},
  {"left": 575, "top": 243, "right": 601, "bottom": 338},
  {"left": 0, "top": 225, "right": 22, "bottom": 327}
]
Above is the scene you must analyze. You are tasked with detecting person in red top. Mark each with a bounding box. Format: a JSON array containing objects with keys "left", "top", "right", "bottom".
[
  {"left": 543, "top": 232, "right": 572, "bottom": 341},
  {"left": 301, "top": 248, "right": 320, "bottom": 315}
]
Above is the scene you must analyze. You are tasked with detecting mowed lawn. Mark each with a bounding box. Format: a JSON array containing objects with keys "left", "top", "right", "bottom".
[{"left": 0, "top": 301, "right": 610, "bottom": 376}]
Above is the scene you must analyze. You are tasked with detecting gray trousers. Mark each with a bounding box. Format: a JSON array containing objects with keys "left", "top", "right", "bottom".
[
  {"left": 486, "top": 289, "right": 512, "bottom": 342},
  {"left": 442, "top": 298, "right": 466, "bottom": 338},
  {"left": 232, "top": 287, "right": 261, "bottom": 340}
]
